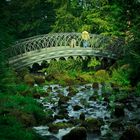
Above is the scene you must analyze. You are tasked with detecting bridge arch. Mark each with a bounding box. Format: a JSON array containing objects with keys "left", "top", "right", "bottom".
[{"left": 3, "top": 32, "right": 124, "bottom": 70}]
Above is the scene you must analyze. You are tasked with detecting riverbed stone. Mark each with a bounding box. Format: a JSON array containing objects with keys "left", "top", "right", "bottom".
[
  {"left": 47, "top": 86, "right": 53, "bottom": 92},
  {"left": 67, "top": 86, "right": 78, "bottom": 96},
  {"left": 120, "top": 126, "right": 140, "bottom": 140},
  {"left": 68, "top": 117, "right": 81, "bottom": 125},
  {"left": 62, "top": 127, "right": 87, "bottom": 140},
  {"left": 48, "top": 122, "right": 73, "bottom": 134},
  {"left": 92, "top": 82, "right": 99, "bottom": 89},
  {"left": 79, "top": 112, "right": 85, "bottom": 121},
  {"left": 89, "top": 94, "right": 98, "bottom": 101},
  {"left": 58, "top": 95, "right": 70, "bottom": 106},
  {"left": 81, "top": 118, "right": 102, "bottom": 134},
  {"left": 73, "top": 105, "right": 83, "bottom": 111},
  {"left": 110, "top": 119, "right": 124, "bottom": 131},
  {"left": 114, "top": 103, "right": 125, "bottom": 117},
  {"left": 38, "top": 135, "right": 59, "bottom": 140}
]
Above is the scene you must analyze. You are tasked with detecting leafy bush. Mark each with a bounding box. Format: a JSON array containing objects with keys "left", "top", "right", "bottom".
[
  {"left": 0, "top": 115, "right": 36, "bottom": 140},
  {"left": 111, "top": 68, "right": 130, "bottom": 87},
  {"left": 0, "top": 94, "right": 46, "bottom": 124},
  {"left": 88, "top": 58, "right": 101, "bottom": 69}
]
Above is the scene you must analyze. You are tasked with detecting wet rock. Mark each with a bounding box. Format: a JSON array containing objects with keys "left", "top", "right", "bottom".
[
  {"left": 47, "top": 86, "right": 53, "bottom": 92},
  {"left": 58, "top": 95, "right": 70, "bottom": 106},
  {"left": 54, "top": 114, "right": 67, "bottom": 120},
  {"left": 85, "top": 85, "right": 91, "bottom": 89},
  {"left": 81, "top": 118, "right": 102, "bottom": 133},
  {"left": 89, "top": 94, "right": 98, "bottom": 101},
  {"left": 68, "top": 118, "right": 81, "bottom": 125},
  {"left": 92, "top": 82, "right": 99, "bottom": 89},
  {"left": 73, "top": 105, "right": 83, "bottom": 111},
  {"left": 39, "top": 135, "right": 59, "bottom": 140},
  {"left": 55, "top": 89, "right": 62, "bottom": 94},
  {"left": 120, "top": 126, "right": 140, "bottom": 140},
  {"left": 62, "top": 127, "right": 87, "bottom": 140},
  {"left": 48, "top": 122, "right": 73, "bottom": 134},
  {"left": 56, "top": 108, "right": 69, "bottom": 119},
  {"left": 110, "top": 119, "right": 124, "bottom": 131},
  {"left": 114, "top": 103, "right": 125, "bottom": 117},
  {"left": 80, "top": 87, "right": 86, "bottom": 92},
  {"left": 53, "top": 86, "right": 59, "bottom": 90},
  {"left": 79, "top": 112, "right": 85, "bottom": 121},
  {"left": 67, "top": 86, "right": 78, "bottom": 96},
  {"left": 45, "top": 115, "right": 55, "bottom": 124},
  {"left": 102, "top": 93, "right": 110, "bottom": 102}
]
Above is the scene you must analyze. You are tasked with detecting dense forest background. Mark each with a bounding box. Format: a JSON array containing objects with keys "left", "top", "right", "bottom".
[
  {"left": 1, "top": 0, "right": 140, "bottom": 89},
  {"left": 0, "top": 0, "right": 140, "bottom": 140}
]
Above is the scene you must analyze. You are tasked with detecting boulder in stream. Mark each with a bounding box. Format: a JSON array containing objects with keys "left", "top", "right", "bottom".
[
  {"left": 73, "top": 105, "right": 83, "bottom": 111},
  {"left": 114, "top": 103, "right": 125, "bottom": 118},
  {"left": 62, "top": 127, "right": 87, "bottom": 140},
  {"left": 120, "top": 126, "right": 140, "bottom": 140},
  {"left": 48, "top": 122, "right": 73, "bottom": 134},
  {"left": 81, "top": 117, "right": 102, "bottom": 134}
]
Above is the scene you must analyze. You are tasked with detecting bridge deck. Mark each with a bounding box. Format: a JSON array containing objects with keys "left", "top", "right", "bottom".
[
  {"left": 2, "top": 33, "right": 124, "bottom": 70},
  {"left": 9, "top": 46, "right": 117, "bottom": 70}
]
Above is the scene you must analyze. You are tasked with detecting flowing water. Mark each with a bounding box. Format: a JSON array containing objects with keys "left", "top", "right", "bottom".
[
  {"left": 33, "top": 84, "right": 112, "bottom": 140},
  {"left": 33, "top": 84, "right": 140, "bottom": 140}
]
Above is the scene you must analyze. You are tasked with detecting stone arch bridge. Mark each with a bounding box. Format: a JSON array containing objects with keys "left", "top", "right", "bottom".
[{"left": 3, "top": 33, "right": 124, "bottom": 70}]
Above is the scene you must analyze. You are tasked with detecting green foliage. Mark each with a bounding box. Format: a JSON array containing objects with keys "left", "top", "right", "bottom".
[
  {"left": 88, "top": 58, "right": 101, "bottom": 68},
  {"left": 0, "top": 115, "right": 36, "bottom": 140},
  {"left": 111, "top": 68, "right": 130, "bottom": 87},
  {"left": 109, "top": 94, "right": 116, "bottom": 111},
  {"left": 45, "top": 59, "right": 83, "bottom": 74}
]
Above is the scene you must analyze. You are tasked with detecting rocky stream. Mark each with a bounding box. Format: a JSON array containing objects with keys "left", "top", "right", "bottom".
[{"left": 33, "top": 84, "right": 140, "bottom": 140}]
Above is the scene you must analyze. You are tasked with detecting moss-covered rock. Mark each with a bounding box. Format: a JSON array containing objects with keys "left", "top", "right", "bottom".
[
  {"left": 94, "top": 70, "right": 110, "bottom": 83},
  {"left": 79, "top": 112, "right": 85, "bottom": 121},
  {"left": 114, "top": 103, "right": 125, "bottom": 117},
  {"left": 48, "top": 122, "right": 73, "bottom": 133},
  {"left": 92, "top": 82, "right": 99, "bottom": 89},
  {"left": 76, "top": 73, "right": 93, "bottom": 84},
  {"left": 68, "top": 86, "right": 78, "bottom": 97},
  {"left": 62, "top": 127, "right": 87, "bottom": 140},
  {"left": 120, "top": 126, "right": 140, "bottom": 140},
  {"left": 82, "top": 118, "right": 102, "bottom": 133},
  {"left": 73, "top": 105, "right": 83, "bottom": 111},
  {"left": 33, "top": 75, "right": 45, "bottom": 85},
  {"left": 24, "top": 74, "right": 35, "bottom": 86},
  {"left": 110, "top": 119, "right": 124, "bottom": 131},
  {"left": 58, "top": 95, "right": 70, "bottom": 106},
  {"left": 89, "top": 94, "right": 98, "bottom": 101}
]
